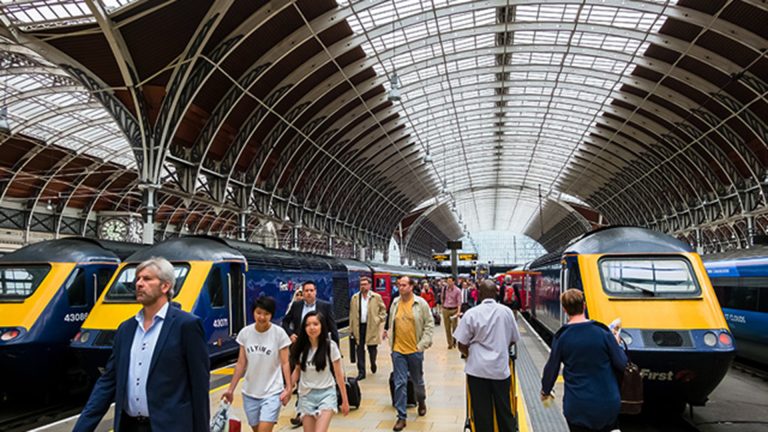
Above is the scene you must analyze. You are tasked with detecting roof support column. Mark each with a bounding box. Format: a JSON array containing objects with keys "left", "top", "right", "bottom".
[
  {"left": 292, "top": 224, "right": 300, "bottom": 251},
  {"left": 140, "top": 183, "right": 158, "bottom": 244},
  {"left": 746, "top": 215, "right": 755, "bottom": 249},
  {"left": 695, "top": 227, "right": 703, "bottom": 254},
  {"left": 238, "top": 210, "right": 249, "bottom": 242}
]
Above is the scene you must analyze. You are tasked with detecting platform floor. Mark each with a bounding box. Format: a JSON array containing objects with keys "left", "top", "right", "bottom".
[
  {"left": 211, "top": 318, "right": 548, "bottom": 432},
  {"left": 33, "top": 315, "right": 568, "bottom": 432}
]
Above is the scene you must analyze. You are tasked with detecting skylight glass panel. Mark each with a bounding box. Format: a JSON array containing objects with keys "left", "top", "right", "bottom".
[
  {"left": 338, "top": 0, "right": 676, "bottom": 235},
  {"left": 1, "top": 37, "right": 136, "bottom": 168},
  {"left": 0, "top": 0, "right": 138, "bottom": 30}
]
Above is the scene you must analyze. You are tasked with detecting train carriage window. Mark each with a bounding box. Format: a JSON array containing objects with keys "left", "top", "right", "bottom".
[
  {"left": 65, "top": 268, "right": 87, "bottom": 307},
  {"left": 207, "top": 266, "right": 224, "bottom": 308},
  {"left": 105, "top": 264, "right": 190, "bottom": 302},
  {"left": 0, "top": 265, "right": 50, "bottom": 301},
  {"left": 599, "top": 257, "right": 700, "bottom": 297},
  {"left": 759, "top": 288, "right": 768, "bottom": 313},
  {"left": 723, "top": 285, "right": 759, "bottom": 312}
]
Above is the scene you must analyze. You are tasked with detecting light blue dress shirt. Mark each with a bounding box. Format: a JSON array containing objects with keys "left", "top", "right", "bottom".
[
  {"left": 126, "top": 302, "right": 169, "bottom": 417},
  {"left": 301, "top": 301, "right": 316, "bottom": 321}
]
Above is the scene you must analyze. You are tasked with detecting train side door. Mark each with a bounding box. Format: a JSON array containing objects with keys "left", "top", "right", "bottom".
[
  {"left": 206, "top": 265, "right": 227, "bottom": 344},
  {"left": 560, "top": 263, "right": 568, "bottom": 325},
  {"left": 228, "top": 263, "right": 246, "bottom": 336},
  {"left": 374, "top": 274, "right": 390, "bottom": 308}
]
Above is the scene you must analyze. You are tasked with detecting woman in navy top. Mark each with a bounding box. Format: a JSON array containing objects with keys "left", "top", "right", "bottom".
[{"left": 541, "top": 289, "right": 627, "bottom": 432}]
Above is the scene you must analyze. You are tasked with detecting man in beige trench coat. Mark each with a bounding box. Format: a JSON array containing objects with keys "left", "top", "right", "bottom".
[{"left": 350, "top": 276, "right": 387, "bottom": 380}]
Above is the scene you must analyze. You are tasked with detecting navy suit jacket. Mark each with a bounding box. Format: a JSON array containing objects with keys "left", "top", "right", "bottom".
[
  {"left": 74, "top": 305, "right": 210, "bottom": 432},
  {"left": 282, "top": 299, "right": 339, "bottom": 343}
]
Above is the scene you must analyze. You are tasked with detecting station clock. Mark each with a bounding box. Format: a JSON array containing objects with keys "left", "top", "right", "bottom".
[{"left": 99, "top": 217, "right": 129, "bottom": 241}]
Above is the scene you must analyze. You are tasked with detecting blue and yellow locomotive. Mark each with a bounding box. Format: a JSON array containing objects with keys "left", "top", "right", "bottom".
[
  {"left": 0, "top": 237, "right": 143, "bottom": 398},
  {"left": 528, "top": 226, "right": 735, "bottom": 411}
]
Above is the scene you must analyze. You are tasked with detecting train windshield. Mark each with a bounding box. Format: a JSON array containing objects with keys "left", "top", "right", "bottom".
[
  {"left": 104, "top": 264, "right": 190, "bottom": 302},
  {"left": 0, "top": 265, "right": 51, "bottom": 301},
  {"left": 599, "top": 257, "right": 700, "bottom": 297}
]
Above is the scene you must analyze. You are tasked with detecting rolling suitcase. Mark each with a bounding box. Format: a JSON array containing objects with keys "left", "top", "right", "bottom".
[
  {"left": 337, "top": 376, "right": 362, "bottom": 409},
  {"left": 464, "top": 345, "right": 518, "bottom": 431},
  {"left": 389, "top": 372, "right": 417, "bottom": 407}
]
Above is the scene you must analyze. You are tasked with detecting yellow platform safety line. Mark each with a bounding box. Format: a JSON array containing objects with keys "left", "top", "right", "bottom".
[
  {"left": 557, "top": 374, "right": 564, "bottom": 384},
  {"left": 516, "top": 370, "right": 531, "bottom": 432}
]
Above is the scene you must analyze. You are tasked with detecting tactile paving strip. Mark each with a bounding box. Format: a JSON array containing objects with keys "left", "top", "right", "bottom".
[{"left": 517, "top": 333, "right": 570, "bottom": 431}]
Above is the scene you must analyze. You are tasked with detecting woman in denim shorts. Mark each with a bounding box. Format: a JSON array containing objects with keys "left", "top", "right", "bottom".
[
  {"left": 290, "top": 311, "right": 349, "bottom": 431},
  {"left": 223, "top": 297, "right": 292, "bottom": 431}
]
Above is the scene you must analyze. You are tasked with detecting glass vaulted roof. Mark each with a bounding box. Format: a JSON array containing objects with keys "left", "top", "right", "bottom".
[
  {"left": 0, "top": 0, "right": 138, "bottom": 30},
  {"left": 340, "top": 0, "right": 673, "bottom": 234},
  {"left": 0, "top": 34, "right": 136, "bottom": 168}
]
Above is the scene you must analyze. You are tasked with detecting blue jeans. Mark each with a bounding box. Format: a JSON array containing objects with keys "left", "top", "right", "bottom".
[{"left": 391, "top": 351, "right": 426, "bottom": 420}]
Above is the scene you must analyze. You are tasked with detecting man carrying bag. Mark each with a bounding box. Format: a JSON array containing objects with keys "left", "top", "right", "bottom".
[{"left": 349, "top": 276, "right": 386, "bottom": 380}]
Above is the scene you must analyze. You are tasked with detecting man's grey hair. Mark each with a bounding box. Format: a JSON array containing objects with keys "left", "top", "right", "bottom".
[{"left": 137, "top": 257, "right": 176, "bottom": 299}]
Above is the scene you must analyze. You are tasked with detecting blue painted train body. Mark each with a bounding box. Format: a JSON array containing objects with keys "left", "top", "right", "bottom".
[
  {"left": 703, "top": 249, "right": 768, "bottom": 365},
  {"left": 71, "top": 236, "right": 441, "bottom": 373}
]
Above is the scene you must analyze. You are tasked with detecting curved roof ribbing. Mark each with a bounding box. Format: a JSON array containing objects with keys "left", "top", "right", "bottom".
[{"left": 0, "top": 0, "right": 766, "bottom": 257}]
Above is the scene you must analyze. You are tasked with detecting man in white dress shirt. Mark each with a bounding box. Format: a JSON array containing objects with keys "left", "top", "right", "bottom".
[{"left": 453, "top": 279, "right": 520, "bottom": 432}]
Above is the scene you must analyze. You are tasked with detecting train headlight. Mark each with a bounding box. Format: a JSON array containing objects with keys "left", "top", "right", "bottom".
[
  {"left": 78, "top": 331, "right": 91, "bottom": 344},
  {"left": 620, "top": 330, "right": 633, "bottom": 346},
  {"left": 703, "top": 332, "right": 717, "bottom": 347},
  {"left": 0, "top": 329, "right": 20, "bottom": 342},
  {"left": 718, "top": 332, "right": 733, "bottom": 347}
]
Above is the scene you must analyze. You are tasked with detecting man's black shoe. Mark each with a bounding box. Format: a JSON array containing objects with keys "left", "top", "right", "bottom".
[
  {"left": 371, "top": 361, "right": 377, "bottom": 374},
  {"left": 356, "top": 373, "right": 366, "bottom": 381}
]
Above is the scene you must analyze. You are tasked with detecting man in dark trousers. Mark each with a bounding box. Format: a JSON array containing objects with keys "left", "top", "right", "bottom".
[
  {"left": 74, "top": 257, "right": 210, "bottom": 432},
  {"left": 454, "top": 280, "right": 520, "bottom": 432},
  {"left": 349, "top": 276, "right": 387, "bottom": 380},
  {"left": 282, "top": 280, "right": 339, "bottom": 427}
]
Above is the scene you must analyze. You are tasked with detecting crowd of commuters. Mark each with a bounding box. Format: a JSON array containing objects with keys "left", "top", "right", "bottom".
[{"left": 72, "top": 260, "right": 626, "bottom": 432}]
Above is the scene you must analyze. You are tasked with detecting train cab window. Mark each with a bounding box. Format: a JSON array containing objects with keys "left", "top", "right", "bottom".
[
  {"left": 105, "top": 264, "right": 190, "bottom": 302},
  {"left": 65, "top": 268, "right": 87, "bottom": 307},
  {"left": 96, "top": 268, "right": 114, "bottom": 298},
  {"left": 599, "top": 257, "right": 700, "bottom": 297},
  {"left": 0, "top": 265, "right": 50, "bottom": 301},
  {"left": 207, "top": 267, "right": 225, "bottom": 308}
]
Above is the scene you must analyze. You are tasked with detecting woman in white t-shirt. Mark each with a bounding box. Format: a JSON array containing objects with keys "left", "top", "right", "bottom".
[
  {"left": 223, "top": 296, "right": 292, "bottom": 432},
  {"left": 290, "top": 311, "right": 349, "bottom": 431}
]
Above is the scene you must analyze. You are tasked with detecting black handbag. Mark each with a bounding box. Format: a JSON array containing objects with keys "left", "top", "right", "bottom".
[
  {"left": 349, "top": 334, "right": 357, "bottom": 363},
  {"left": 619, "top": 341, "right": 643, "bottom": 415}
]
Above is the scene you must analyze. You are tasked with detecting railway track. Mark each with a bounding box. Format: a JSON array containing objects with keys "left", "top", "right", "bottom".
[
  {"left": 0, "top": 402, "right": 82, "bottom": 432},
  {"left": 732, "top": 359, "right": 768, "bottom": 381}
]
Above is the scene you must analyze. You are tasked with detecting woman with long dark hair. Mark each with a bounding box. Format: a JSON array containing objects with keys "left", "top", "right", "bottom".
[{"left": 290, "top": 311, "right": 349, "bottom": 431}]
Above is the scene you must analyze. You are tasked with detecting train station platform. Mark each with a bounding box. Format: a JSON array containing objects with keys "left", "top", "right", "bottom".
[{"left": 32, "top": 316, "right": 569, "bottom": 432}]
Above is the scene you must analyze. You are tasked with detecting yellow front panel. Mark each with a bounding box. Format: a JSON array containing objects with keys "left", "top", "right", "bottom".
[
  {"left": 0, "top": 262, "right": 76, "bottom": 330},
  {"left": 83, "top": 261, "right": 213, "bottom": 330},
  {"left": 579, "top": 253, "right": 729, "bottom": 330}
]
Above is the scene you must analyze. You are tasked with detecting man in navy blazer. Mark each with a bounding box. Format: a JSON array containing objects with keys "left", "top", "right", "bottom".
[
  {"left": 282, "top": 280, "right": 339, "bottom": 344},
  {"left": 74, "top": 257, "right": 210, "bottom": 432}
]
